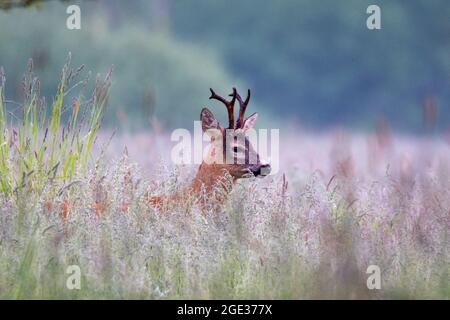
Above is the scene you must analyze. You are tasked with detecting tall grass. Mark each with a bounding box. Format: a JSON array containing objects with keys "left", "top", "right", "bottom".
[
  {"left": 0, "top": 56, "right": 112, "bottom": 298},
  {"left": 0, "top": 57, "right": 448, "bottom": 299},
  {"left": 0, "top": 54, "right": 110, "bottom": 197}
]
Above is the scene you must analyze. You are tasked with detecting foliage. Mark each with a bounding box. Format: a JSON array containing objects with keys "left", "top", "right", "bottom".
[
  {"left": 0, "top": 4, "right": 244, "bottom": 130},
  {"left": 171, "top": 0, "right": 450, "bottom": 131},
  {"left": 0, "top": 0, "right": 49, "bottom": 10},
  {"left": 2, "top": 1, "right": 449, "bottom": 131},
  {"left": 0, "top": 63, "right": 449, "bottom": 299},
  {"left": 0, "top": 54, "right": 110, "bottom": 196},
  {"left": 1, "top": 139, "right": 449, "bottom": 299}
]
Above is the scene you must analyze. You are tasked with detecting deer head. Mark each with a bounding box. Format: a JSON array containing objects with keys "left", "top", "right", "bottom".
[
  {"left": 200, "top": 87, "right": 271, "bottom": 179},
  {"left": 145, "top": 88, "right": 271, "bottom": 211}
]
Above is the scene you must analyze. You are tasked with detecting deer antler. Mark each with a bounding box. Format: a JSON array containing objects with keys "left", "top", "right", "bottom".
[
  {"left": 209, "top": 88, "right": 237, "bottom": 129},
  {"left": 233, "top": 88, "right": 251, "bottom": 129}
]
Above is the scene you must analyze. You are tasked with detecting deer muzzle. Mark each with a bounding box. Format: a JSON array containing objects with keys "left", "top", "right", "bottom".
[{"left": 251, "top": 163, "right": 271, "bottom": 177}]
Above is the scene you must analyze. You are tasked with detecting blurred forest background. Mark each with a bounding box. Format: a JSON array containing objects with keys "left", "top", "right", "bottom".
[{"left": 0, "top": 0, "right": 449, "bottom": 132}]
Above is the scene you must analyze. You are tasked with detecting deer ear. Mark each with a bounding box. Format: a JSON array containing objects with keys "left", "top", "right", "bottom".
[
  {"left": 242, "top": 112, "right": 258, "bottom": 132},
  {"left": 201, "top": 107, "right": 221, "bottom": 132}
]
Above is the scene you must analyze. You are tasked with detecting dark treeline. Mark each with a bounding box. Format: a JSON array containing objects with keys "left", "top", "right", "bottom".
[{"left": 0, "top": 0, "right": 449, "bottom": 132}]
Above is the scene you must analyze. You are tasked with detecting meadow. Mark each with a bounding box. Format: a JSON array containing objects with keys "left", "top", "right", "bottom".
[{"left": 0, "top": 59, "right": 448, "bottom": 299}]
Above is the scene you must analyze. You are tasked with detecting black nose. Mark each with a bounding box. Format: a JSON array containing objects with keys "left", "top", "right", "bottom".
[
  {"left": 260, "top": 164, "right": 271, "bottom": 176},
  {"left": 253, "top": 164, "right": 271, "bottom": 176}
]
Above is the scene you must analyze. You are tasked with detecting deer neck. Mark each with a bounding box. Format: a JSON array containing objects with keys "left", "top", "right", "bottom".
[{"left": 190, "top": 162, "right": 235, "bottom": 195}]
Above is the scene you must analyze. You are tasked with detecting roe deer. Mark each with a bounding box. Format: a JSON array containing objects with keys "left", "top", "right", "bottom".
[{"left": 146, "top": 87, "right": 271, "bottom": 211}]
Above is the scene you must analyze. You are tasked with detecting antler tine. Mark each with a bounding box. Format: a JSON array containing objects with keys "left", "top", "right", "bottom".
[
  {"left": 234, "top": 89, "right": 251, "bottom": 128},
  {"left": 209, "top": 88, "right": 236, "bottom": 129}
]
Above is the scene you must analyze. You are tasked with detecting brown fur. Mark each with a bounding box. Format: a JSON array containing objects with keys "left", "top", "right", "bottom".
[
  {"left": 145, "top": 163, "right": 235, "bottom": 212},
  {"left": 146, "top": 88, "right": 270, "bottom": 213}
]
